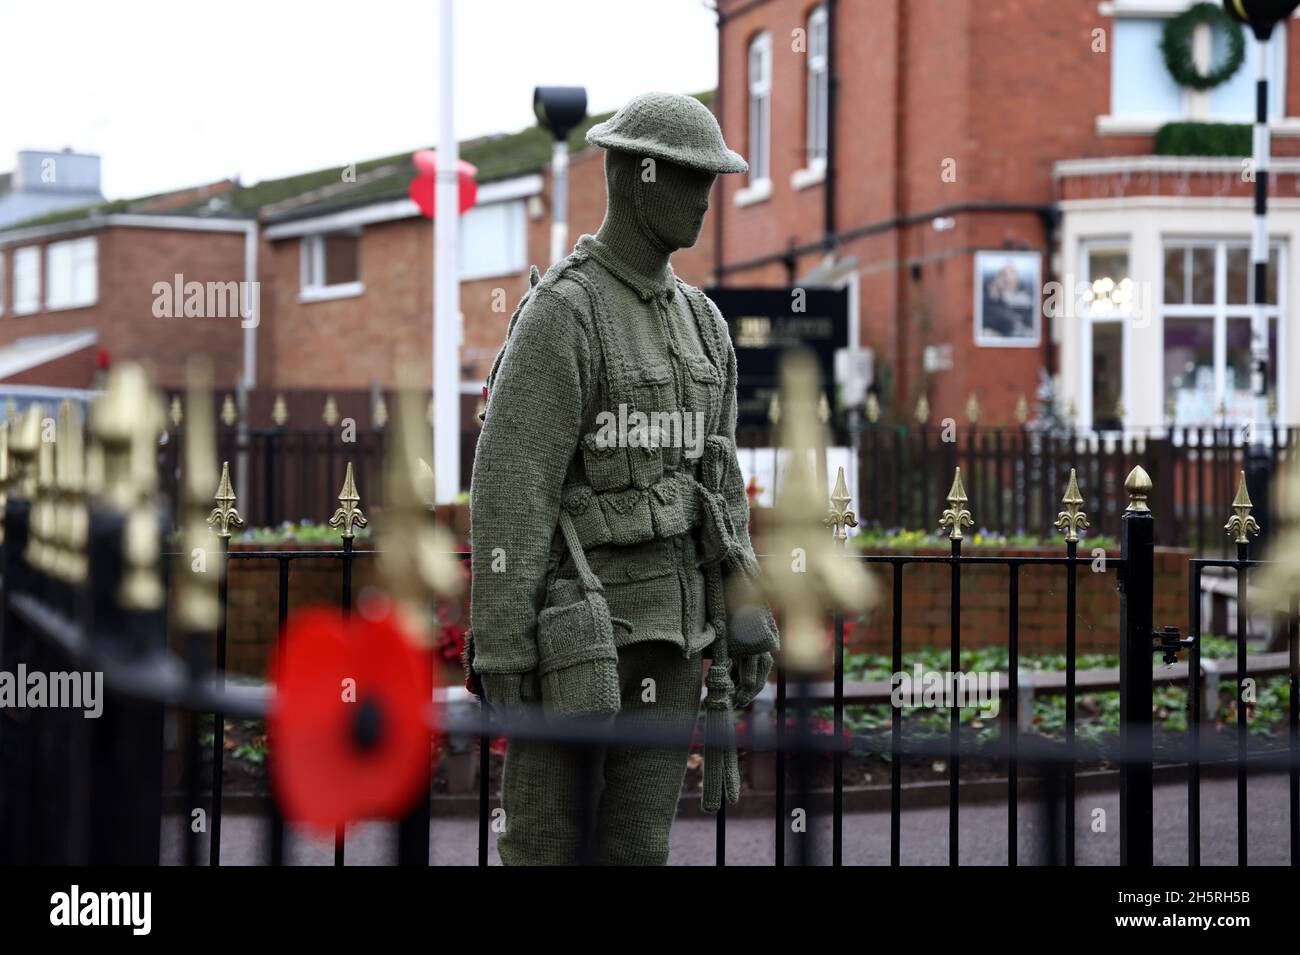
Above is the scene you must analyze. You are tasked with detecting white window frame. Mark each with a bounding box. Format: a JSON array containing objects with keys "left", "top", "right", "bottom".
[
  {"left": 44, "top": 236, "right": 98, "bottom": 311},
  {"left": 737, "top": 32, "right": 773, "bottom": 207},
  {"left": 0, "top": 251, "right": 5, "bottom": 317},
  {"left": 793, "top": 5, "right": 829, "bottom": 190},
  {"left": 1159, "top": 237, "right": 1286, "bottom": 426},
  {"left": 299, "top": 230, "right": 363, "bottom": 303},
  {"left": 1099, "top": 5, "right": 1291, "bottom": 135},
  {"left": 12, "top": 246, "right": 40, "bottom": 316},
  {"left": 1078, "top": 238, "right": 1136, "bottom": 431},
  {"left": 458, "top": 199, "right": 527, "bottom": 281}
]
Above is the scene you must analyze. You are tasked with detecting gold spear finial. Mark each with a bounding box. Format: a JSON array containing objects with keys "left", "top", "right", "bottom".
[
  {"left": 220, "top": 393, "right": 237, "bottom": 426},
  {"left": 206, "top": 461, "right": 244, "bottom": 539},
  {"left": 865, "top": 392, "right": 880, "bottom": 424},
  {"left": 939, "top": 467, "right": 974, "bottom": 542},
  {"left": 379, "top": 379, "right": 463, "bottom": 645},
  {"left": 329, "top": 462, "right": 368, "bottom": 539},
  {"left": 1054, "top": 468, "right": 1089, "bottom": 543},
  {"left": 272, "top": 393, "right": 288, "bottom": 427},
  {"left": 169, "top": 394, "right": 183, "bottom": 428},
  {"left": 1124, "top": 465, "right": 1152, "bottom": 513},
  {"left": 88, "top": 363, "right": 166, "bottom": 611},
  {"left": 9, "top": 405, "right": 42, "bottom": 502},
  {"left": 915, "top": 394, "right": 930, "bottom": 425},
  {"left": 823, "top": 465, "right": 858, "bottom": 542},
  {"left": 26, "top": 406, "right": 55, "bottom": 572},
  {"left": 1015, "top": 393, "right": 1029, "bottom": 425},
  {"left": 373, "top": 395, "right": 389, "bottom": 429},
  {"left": 51, "top": 400, "right": 87, "bottom": 583},
  {"left": 965, "top": 393, "right": 980, "bottom": 424},
  {"left": 768, "top": 393, "right": 781, "bottom": 425},
  {"left": 756, "top": 351, "right": 876, "bottom": 673},
  {"left": 177, "top": 359, "right": 221, "bottom": 632},
  {"left": 1224, "top": 470, "right": 1260, "bottom": 545},
  {"left": 322, "top": 394, "right": 339, "bottom": 427}
]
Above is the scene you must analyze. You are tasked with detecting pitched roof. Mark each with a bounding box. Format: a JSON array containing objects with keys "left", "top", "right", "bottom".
[{"left": 0, "top": 91, "right": 716, "bottom": 234}]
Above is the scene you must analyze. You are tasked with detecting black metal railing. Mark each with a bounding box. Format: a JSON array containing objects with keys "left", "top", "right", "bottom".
[{"left": 1, "top": 467, "right": 1298, "bottom": 866}]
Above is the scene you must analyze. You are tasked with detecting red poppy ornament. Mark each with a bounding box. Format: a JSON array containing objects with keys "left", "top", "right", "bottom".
[{"left": 269, "top": 606, "right": 436, "bottom": 835}]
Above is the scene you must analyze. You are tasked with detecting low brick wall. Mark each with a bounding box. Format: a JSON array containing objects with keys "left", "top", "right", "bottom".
[
  {"left": 842, "top": 545, "right": 1191, "bottom": 656},
  {"left": 211, "top": 525, "right": 1191, "bottom": 676}
]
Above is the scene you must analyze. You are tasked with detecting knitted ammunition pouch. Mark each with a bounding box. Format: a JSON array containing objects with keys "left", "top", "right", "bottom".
[{"left": 536, "top": 511, "right": 622, "bottom": 721}]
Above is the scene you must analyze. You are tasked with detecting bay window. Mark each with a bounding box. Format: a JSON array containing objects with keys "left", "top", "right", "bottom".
[{"left": 1162, "top": 240, "right": 1283, "bottom": 426}]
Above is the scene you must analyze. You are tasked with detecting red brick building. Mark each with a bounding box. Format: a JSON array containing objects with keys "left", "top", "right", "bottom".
[{"left": 713, "top": 0, "right": 1300, "bottom": 429}]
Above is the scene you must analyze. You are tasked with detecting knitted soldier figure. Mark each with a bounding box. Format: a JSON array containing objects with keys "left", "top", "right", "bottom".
[{"left": 467, "top": 92, "right": 779, "bottom": 865}]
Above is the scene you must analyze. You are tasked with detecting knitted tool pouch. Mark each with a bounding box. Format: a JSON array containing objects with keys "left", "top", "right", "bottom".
[{"left": 536, "top": 511, "right": 622, "bottom": 721}]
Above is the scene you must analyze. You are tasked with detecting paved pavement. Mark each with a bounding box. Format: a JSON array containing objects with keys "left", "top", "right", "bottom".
[{"left": 162, "top": 773, "right": 1295, "bottom": 865}]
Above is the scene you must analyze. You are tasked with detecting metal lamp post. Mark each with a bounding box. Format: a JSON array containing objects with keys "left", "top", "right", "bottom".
[
  {"left": 533, "top": 86, "right": 587, "bottom": 264},
  {"left": 1223, "top": 0, "right": 1300, "bottom": 539}
]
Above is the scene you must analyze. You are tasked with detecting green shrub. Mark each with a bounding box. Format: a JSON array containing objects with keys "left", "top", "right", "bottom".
[{"left": 1154, "top": 122, "right": 1250, "bottom": 157}]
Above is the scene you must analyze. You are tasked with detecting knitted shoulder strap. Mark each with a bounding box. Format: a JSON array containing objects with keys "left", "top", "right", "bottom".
[
  {"left": 563, "top": 261, "right": 632, "bottom": 406},
  {"left": 678, "top": 281, "right": 729, "bottom": 381}
]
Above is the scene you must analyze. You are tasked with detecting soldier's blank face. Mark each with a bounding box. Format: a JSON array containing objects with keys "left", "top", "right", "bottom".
[{"left": 650, "top": 160, "right": 716, "bottom": 249}]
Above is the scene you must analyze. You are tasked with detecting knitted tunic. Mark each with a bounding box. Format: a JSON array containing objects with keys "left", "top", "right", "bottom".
[{"left": 468, "top": 234, "right": 773, "bottom": 678}]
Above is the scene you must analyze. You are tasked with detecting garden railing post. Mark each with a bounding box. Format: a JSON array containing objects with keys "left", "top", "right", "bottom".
[{"left": 1118, "top": 465, "right": 1155, "bottom": 866}]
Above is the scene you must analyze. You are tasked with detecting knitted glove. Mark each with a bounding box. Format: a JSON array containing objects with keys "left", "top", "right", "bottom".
[
  {"left": 479, "top": 671, "right": 539, "bottom": 725},
  {"left": 732, "top": 652, "right": 772, "bottom": 709}
]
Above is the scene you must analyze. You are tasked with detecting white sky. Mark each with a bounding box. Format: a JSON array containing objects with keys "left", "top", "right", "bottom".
[{"left": 0, "top": 0, "right": 719, "bottom": 200}]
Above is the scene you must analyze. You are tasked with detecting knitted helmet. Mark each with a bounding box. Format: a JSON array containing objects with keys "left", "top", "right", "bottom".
[{"left": 586, "top": 92, "right": 748, "bottom": 175}]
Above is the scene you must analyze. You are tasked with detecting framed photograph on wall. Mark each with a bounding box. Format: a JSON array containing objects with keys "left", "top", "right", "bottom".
[{"left": 973, "top": 250, "right": 1041, "bottom": 347}]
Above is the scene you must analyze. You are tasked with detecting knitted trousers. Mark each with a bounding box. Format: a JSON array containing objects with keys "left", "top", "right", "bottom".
[{"left": 498, "top": 642, "right": 703, "bottom": 866}]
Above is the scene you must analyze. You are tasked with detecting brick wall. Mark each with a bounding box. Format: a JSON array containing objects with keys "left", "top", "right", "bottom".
[
  {"left": 845, "top": 545, "right": 1191, "bottom": 656},
  {"left": 0, "top": 226, "right": 247, "bottom": 388},
  {"left": 715, "top": 0, "right": 1300, "bottom": 426}
]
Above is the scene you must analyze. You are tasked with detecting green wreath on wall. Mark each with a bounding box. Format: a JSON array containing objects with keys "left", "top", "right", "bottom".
[{"left": 1160, "top": 2, "right": 1246, "bottom": 90}]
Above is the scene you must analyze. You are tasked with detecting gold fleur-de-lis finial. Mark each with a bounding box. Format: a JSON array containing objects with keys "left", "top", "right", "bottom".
[
  {"left": 1224, "top": 470, "right": 1260, "bottom": 545},
  {"left": 220, "top": 394, "right": 237, "bottom": 426},
  {"left": 329, "top": 462, "right": 368, "bottom": 539},
  {"left": 206, "top": 461, "right": 244, "bottom": 539},
  {"left": 865, "top": 392, "right": 880, "bottom": 424},
  {"left": 1015, "top": 394, "right": 1029, "bottom": 425},
  {"left": 823, "top": 465, "right": 858, "bottom": 542},
  {"left": 1054, "top": 468, "right": 1089, "bottom": 543},
  {"left": 757, "top": 351, "right": 875, "bottom": 672},
  {"left": 915, "top": 394, "right": 930, "bottom": 425},
  {"left": 768, "top": 394, "right": 781, "bottom": 425},
  {"left": 374, "top": 395, "right": 389, "bottom": 429},
  {"left": 169, "top": 394, "right": 183, "bottom": 427},
  {"left": 1124, "top": 465, "right": 1152, "bottom": 513},
  {"left": 178, "top": 359, "right": 221, "bottom": 633},
  {"left": 939, "top": 467, "right": 974, "bottom": 542},
  {"left": 272, "top": 394, "right": 288, "bottom": 427},
  {"left": 322, "top": 394, "right": 339, "bottom": 427},
  {"left": 965, "top": 393, "right": 980, "bottom": 424}
]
